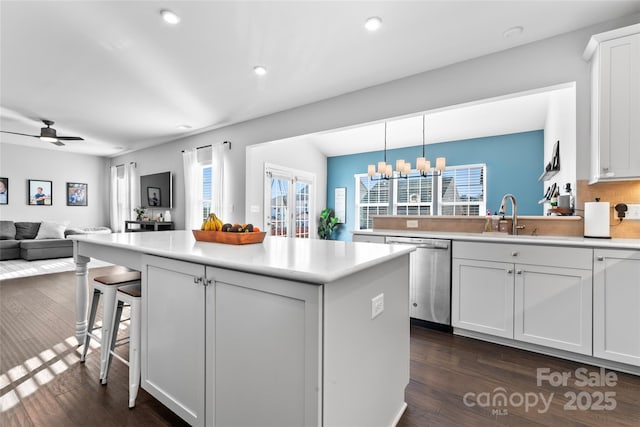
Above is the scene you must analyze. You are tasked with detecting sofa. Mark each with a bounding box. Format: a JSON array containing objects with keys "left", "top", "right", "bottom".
[{"left": 0, "top": 221, "right": 111, "bottom": 261}]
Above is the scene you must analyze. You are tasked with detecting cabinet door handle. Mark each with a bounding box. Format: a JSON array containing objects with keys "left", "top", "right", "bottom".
[
  {"left": 511, "top": 252, "right": 518, "bottom": 257},
  {"left": 412, "top": 303, "right": 418, "bottom": 307},
  {"left": 507, "top": 269, "right": 513, "bottom": 274},
  {"left": 193, "top": 276, "right": 203, "bottom": 285},
  {"left": 516, "top": 270, "right": 523, "bottom": 275},
  {"left": 204, "top": 278, "right": 213, "bottom": 286},
  {"left": 597, "top": 256, "right": 604, "bottom": 261}
]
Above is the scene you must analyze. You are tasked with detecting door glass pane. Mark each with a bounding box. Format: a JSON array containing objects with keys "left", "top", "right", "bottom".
[
  {"left": 295, "top": 181, "right": 310, "bottom": 238},
  {"left": 270, "top": 177, "right": 289, "bottom": 236}
]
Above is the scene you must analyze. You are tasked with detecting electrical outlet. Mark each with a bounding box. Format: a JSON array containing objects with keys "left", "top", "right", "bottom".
[
  {"left": 406, "top": 220, "right": 418, "bottom": 228},
  {"left": 626, "top": 204, "right": 640, "bottom": 220},
  {"left": 371, "top": 293, "right": 384, "bottom": 319}
]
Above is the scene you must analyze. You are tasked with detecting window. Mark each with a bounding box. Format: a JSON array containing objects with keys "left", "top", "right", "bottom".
[
  {"left": 394, "top": 173, "right": 433, "bottom": 215},
  {"left": 264, "top": 164, "right": 315, "bottom": 238},
  {"left": 354, "top": 163, "right": 486, "bottom": 229},
  {"left": 355, "top": 175, "right": 390, "bottom": 230},
  {"left": 439, "top": 164, "right": 486, "bottom": 216},
  {"left": 201, "top": 165, "right": 212, "bottom": 221}
]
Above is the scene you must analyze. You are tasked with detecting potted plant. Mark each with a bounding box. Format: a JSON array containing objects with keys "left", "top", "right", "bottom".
[
  {"left": 318, "top": 208, "right": 341, "bottom": 240},
  {"left": 134, "top": 206, "right": 146, "bottom": 221}
]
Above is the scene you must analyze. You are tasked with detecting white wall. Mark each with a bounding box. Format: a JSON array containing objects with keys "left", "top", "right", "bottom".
[
  {"left": 245, "top": 136, "right": 327, "bottom": 232},
  {"left": 108, "top": 14, "right": 639, "bottom": 229},
  {"left": 0, "top": 142, "right": 110, "bottom": 227},
  {"left": 543, "top": 85, "right": 577, "bottom": 203}
]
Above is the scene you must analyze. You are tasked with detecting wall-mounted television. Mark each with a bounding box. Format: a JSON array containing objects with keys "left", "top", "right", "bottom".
[{"left": 140, "top": 171, "right": 172, "bottom": 209}]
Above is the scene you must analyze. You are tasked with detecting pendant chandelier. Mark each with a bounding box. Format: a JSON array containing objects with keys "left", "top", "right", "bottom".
[{"left": 366, "top": 116, "right": 446, "bottom": 180}]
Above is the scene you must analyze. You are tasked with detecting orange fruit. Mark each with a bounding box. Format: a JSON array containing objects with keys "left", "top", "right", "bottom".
[{"left": 253, "top": 227, "right": 260, "bottom": 233}]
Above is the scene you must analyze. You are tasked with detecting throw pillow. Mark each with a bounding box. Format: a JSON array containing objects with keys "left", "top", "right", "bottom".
[
  {"left": 35, "top": 221, "right": 68, "bottom": 240},
  {"left": 15, "top": 222, "right": 41, "bottom": 240},
  {"left": 0, "top": 221, "right": 16, "bottom": 240}
]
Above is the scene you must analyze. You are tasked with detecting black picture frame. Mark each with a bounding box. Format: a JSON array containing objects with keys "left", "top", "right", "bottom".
[
  {"left": 67, "top": 182, "right": 88, "bottom": 206},
  {"left": 0, "top": 177, "right": 7, "bottom": 205},
  {"left": 147, "top": 186, "right": 161, "bottom": 207},
  {"left": 28, "top": 179, "right": 52, "bottom": 205}
]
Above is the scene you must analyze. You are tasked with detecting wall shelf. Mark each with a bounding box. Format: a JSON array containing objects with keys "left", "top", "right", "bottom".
[{"left": 538, "top": 168, "right": 559, "bottom": 182}]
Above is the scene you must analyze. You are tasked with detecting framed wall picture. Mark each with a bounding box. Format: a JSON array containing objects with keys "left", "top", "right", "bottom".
[
  {"left": 147, "top": 186, "right": 161, "bottom": 207},
  {"left": 28, "top": 179, "right": 52, "bottom": 205},
  {"left": 0, "top": 177, "right": 8, "bottom": 205},
  {"left": 67, "top": 182, "right": 87, "bottom": 206}
]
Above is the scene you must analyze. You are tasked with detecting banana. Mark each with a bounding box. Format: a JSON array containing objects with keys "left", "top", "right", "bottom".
[{"left": 204, "top": 213, "right": 224, "bottom": 231}]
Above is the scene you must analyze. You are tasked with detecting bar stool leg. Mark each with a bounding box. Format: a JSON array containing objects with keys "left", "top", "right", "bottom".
[
  {"left": 102, "top": 300, "right": 125, "bottom": 385},
  {"left": 99, "top": 289, "right": 118, "bottom": 384},
  {"left": 80, "top": 289, "right": 100, "bottom": 363},
  {"left": 128, "top": 297, "right": 141, "bottom": 408}
]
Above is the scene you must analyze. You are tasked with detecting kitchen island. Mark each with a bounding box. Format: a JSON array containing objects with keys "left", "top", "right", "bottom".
[{"left": 71, "top": 231, "right": 413, "bottom": 427}]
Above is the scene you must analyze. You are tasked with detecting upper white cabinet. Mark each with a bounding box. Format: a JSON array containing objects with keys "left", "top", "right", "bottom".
[
  {"left": 593, "top": 249, "right": 640, "bottom": 367},
  {"left": 585, "top": 24, "right": 640, "bottom": 183}
]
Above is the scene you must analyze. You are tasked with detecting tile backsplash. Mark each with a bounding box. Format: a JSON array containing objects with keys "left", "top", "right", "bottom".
[{"left": 577, "top": 179, "right": 640, "bottom": 239}]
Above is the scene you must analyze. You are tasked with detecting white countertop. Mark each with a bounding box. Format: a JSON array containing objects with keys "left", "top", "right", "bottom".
[
  {"left": 353, "top": 229, "right": 640, "bottom": 250},
  {"left": 71, "top": 230, "right": 414, "bottom": 284}
]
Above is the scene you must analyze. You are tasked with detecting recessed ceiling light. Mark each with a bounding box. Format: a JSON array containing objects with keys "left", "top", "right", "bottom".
[
  {"left": 253, "top": 65, "right": 267, "bottom": 76},
  {"left": 503, "top": 26, "right": 524, "bottom": 38},
  {"left": 160, "top": 9, "right": 181, "bottom": 25},
  {"left": 177, "top": 125, "right": 192, "bottom": 130},
  {"left": 364, "top": 16, "right": 382, "bottom": 31}
]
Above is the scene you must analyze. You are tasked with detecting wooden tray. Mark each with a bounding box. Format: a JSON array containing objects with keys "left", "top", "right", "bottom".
[{"left": 192, "top": 230, "right": 266, "bottom": 245}]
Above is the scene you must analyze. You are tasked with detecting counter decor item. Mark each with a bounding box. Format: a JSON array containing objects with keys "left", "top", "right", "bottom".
[
  {"left": 134, "top": 207, "right": 146, "bottom": 221},
  {"left": 192, "top": 230, "right": 266, "bottom": 244},
  {"left": 584, "top": 199, "right": 610, "bottom": 238}
]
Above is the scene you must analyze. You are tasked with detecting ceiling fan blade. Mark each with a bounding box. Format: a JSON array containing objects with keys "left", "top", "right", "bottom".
[
  {"left": 49, "top": 140, "right": 65, "bottom": 146},
  {"left": 56, "top": 136, "right": 84, "bottom": 141},
  {"left": 0, "top": 130, "right": 39, "bottom": 138}
]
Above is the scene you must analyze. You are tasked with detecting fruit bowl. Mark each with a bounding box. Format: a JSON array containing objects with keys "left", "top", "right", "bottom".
[{"left": 192, "top": 230, "right": 266, "bottom": 245}]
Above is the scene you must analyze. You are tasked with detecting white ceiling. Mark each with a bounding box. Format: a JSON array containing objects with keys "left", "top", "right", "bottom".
[{"left": 1, "top": 1, "right": 639, "bottom": 157}]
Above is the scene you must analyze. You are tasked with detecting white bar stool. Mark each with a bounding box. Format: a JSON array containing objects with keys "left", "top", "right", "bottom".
[
  {"left": 103, "top": 282, "right": 142, "bottom": 408},
  {"left": 80, "top": 271, "right": 141, "bottom": 384}
]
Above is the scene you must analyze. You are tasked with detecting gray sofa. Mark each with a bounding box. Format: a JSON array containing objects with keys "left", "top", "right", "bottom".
[{"left": 0, "top": 221, "right": 111, "bottom": 261}]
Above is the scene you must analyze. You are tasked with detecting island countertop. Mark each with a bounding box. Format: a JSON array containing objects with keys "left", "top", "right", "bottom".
[{"left": 70, "top": 230, "right": 414, "bottom": 284}]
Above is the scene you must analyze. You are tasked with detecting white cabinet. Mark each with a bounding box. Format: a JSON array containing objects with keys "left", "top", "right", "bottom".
[
  {"left": 453, "top": 242, "right": 593, "bottom": 355},
  {"left": 585, "top": 24, "right": 640, "bottom": 182},
  {"left": 452, "top": 258, "right": 514, "bottom": 338},
  {"left": 205, "top": 266, "right": 322, "bottom": 427},
  {"left": 141, "top": 255, "right": 206, "bottom": 427},
  {"left": 593, "top": 249, "right": 640, "bottom": 366},
  {"left": 514, "top": 264, "right": 592, "bottom": 355}
]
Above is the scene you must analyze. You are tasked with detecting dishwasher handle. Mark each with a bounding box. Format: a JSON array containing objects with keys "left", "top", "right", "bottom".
[{"left": 386, "top": 237, "right": 450, "bottom": 249}]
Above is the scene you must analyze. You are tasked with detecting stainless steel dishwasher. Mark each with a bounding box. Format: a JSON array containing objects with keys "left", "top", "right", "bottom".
[{"left": 386, "top": 236, "right": 451, "bottom": 328}]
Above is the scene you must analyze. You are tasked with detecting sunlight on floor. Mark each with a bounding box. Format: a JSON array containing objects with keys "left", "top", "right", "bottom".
[
  {"left": 0, "top": 258, "right": 112, "bottom": 280},
  {"left": 0, "top": 336, "right": 99, "bottom": 412}
]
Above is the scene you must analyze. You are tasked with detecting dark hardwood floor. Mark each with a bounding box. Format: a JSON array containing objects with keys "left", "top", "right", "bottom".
[{"left": 1, "top": 267, "right": 639, "bottom": 426}]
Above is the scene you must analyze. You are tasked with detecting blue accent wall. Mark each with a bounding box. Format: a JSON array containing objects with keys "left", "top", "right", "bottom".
[{"left": 326, "top": 130, "right": 544, "bottom": 241}]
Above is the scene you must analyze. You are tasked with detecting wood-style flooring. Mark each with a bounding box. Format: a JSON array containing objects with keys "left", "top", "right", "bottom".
[{"left": 2, "top": 267, "right": 639, "bottom": 426}]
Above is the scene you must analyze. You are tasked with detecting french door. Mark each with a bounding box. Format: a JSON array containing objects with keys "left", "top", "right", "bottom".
[{"left": 264, "top": 163, "right": 314, "bottom": 238}]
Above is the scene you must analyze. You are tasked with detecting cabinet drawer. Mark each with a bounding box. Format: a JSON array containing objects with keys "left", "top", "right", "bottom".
[{"left": 453, "top": 241, "right": 592, "bottom": 270}]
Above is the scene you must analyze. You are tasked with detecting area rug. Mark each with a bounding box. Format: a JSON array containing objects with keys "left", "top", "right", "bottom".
[{"left": 0, "top": 257, "right": 113, "bottom": 280}]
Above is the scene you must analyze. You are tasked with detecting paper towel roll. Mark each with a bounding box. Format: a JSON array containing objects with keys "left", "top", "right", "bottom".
[{"left": 584, "top": 202, "right": 610, "bottom": 238}]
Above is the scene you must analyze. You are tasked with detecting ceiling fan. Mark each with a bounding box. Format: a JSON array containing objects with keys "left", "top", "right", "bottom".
[{"left": 1, "top": 119, "right": 84, "bottom": 146}]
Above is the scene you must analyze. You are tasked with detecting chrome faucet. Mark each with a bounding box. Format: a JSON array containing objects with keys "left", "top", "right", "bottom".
[{"left": 499, "top": 193, "right": 525, "bottom": 235}]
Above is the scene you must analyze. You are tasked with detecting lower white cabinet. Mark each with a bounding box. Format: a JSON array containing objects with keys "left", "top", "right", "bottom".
[
  {"left": 142, "top": 256, "right": 206, "bottom": 426},
  {"left": 514, "top": 264, "right": 592, "bottom": 355},
  {"left": 452, "top": 258, "right": 514, "bottom": 338},
  {"left": 452, "top": 242, "right": 593, "bottom": 355},
  {"left": 141, "top": 252, "right": 410, "bottom": 426},
  {"left": 593, "top": 249, "right": 640, "bottom": 366}
]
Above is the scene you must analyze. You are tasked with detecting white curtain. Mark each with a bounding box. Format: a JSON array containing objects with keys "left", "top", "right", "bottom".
[
  {"left": 211, "top": 143, "right": 225, "bottom": 217},
  {"left": 109, "top": 163, "right": 137, "bottom": 232},
  {"left": 109, "top": 166, "right": 119, "bottom": 232},
  {"left": 183, "top": 148, "right": 202, "bottom": 230},
  {"left": 127, "top": 162, "right": 139, "bottom": 215}
]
